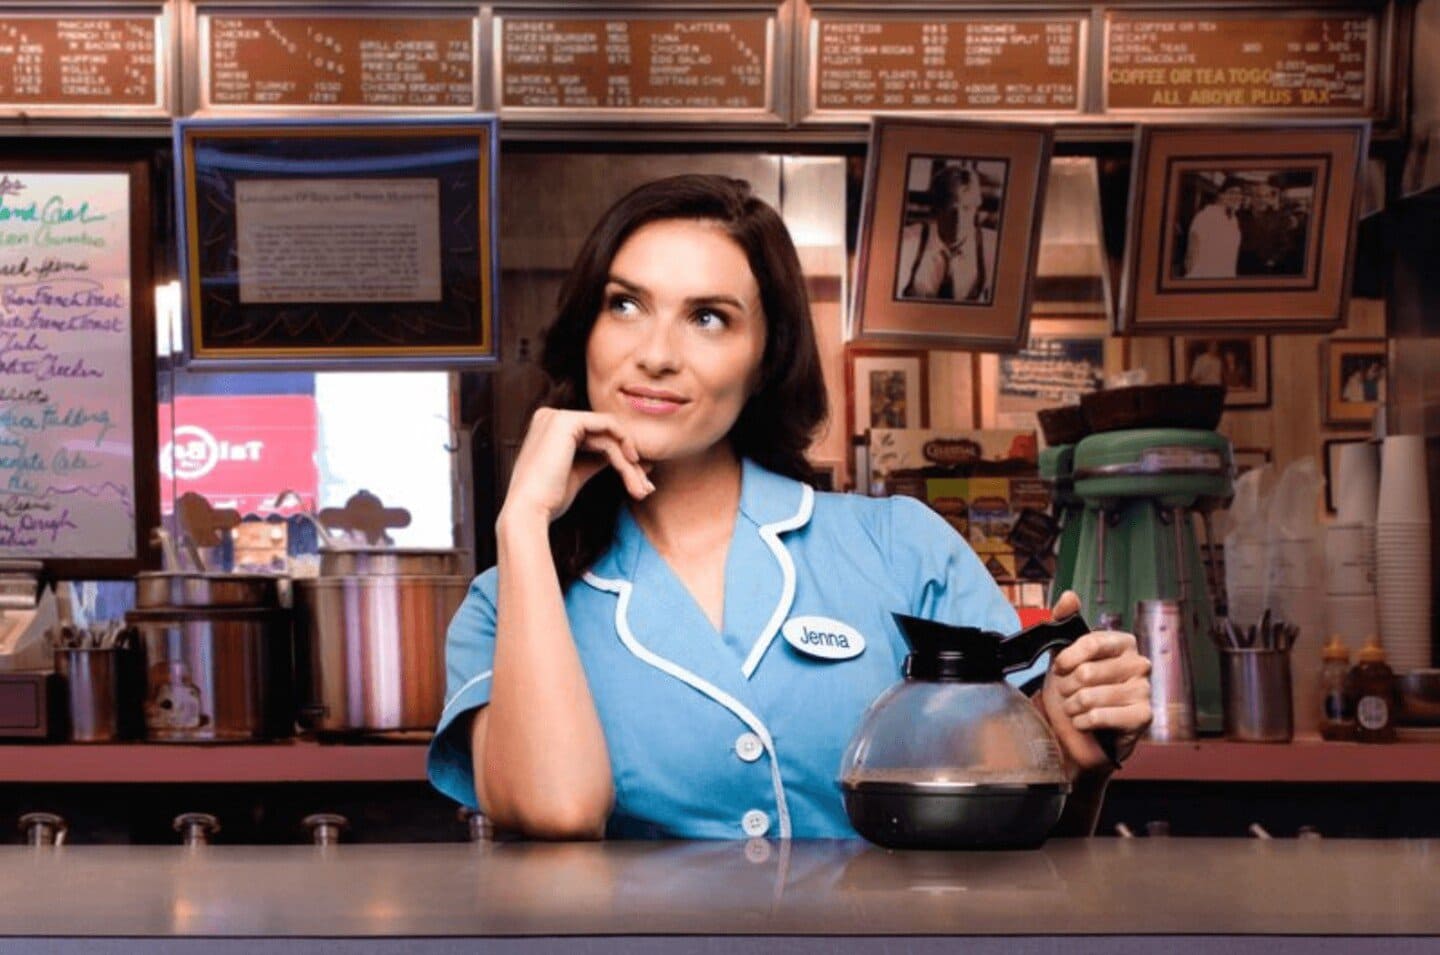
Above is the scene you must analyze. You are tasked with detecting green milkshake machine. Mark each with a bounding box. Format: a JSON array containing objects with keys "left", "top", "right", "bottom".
[{"left": 1062, "top": 385, "right": 1232, "bottom": 733}]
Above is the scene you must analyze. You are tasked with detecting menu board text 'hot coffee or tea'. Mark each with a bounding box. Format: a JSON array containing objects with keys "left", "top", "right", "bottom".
[
  {"left": 0, "top": 16, "right": 160, "bottom": 109},
  {"left": 498, "top": 15, "right": 771, "bottom": 113},
  {"left": 809, "top": 16, "right": 1084, "bottom": 114},
  {"left": 204, "top": 15, "right": 475, "bottom": 109},
  {"left": 1105, "top": 11, "right": 1375, "bottom": 111}
]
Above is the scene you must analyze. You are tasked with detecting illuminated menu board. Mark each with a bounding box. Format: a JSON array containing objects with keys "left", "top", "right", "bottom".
[
  {"left": 1105, "top": 11, "right": 1375, "bottom": 111},
  {"left": 204, "top": 14, "right": 475, "bottom": 108},
  {"left": 809, "top": 16, "right": 1084, "bottom": 114},
  {"left": 498, "top": 15, "right": 772, "bottom": 112},
  {"left": 0, "top": 15, "right": 161, "bottom": 109}
]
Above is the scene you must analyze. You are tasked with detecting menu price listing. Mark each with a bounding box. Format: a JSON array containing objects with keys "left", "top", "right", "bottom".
[
  {"left": 814, "top": 18, "right": 1082, "bottom": 113},
  {"left": 1106, "top": 13, "right": 1373, "bottom": 111},
  {"left": 500, "top": 17, "right": 770, "bottom": 112},
  {"left": 207, "top": 16, "right": 475, "bottom": 108},
  {"left": 0, "top": 17, "right": 157, "bottom": 108},
  {"left": 0, "top": 171, "right": 138, "bottom": 559}
]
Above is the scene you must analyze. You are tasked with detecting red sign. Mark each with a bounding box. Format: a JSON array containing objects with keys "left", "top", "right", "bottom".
[{"left": 158, "top": 395, "right": 319, "bottom": 515}]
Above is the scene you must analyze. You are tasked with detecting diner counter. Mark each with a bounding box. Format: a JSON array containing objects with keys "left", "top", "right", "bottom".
[{"left": 0, "top": 838, "right": 1437, "bottom": 952}]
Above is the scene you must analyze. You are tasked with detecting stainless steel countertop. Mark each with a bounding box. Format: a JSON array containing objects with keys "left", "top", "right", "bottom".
[{"left": 0, "top": 839, "right": 1435, "bottom": 938}]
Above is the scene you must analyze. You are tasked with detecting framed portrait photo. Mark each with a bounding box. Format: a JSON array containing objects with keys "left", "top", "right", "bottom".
[
  {"left": 1171, "top": 335, "right": 1271, "bottom": 409},
  {"left": 175, "top": 115, "right": 498, "bottom": 369},
  {"left": 1322, "top": 338, "right": 1386, "bottom": 427},
  {"left": 853, "top": 118, "right": 1053, "bottom": 351},
  {"left": 1119, "top": 122, "right": 1369, "bottom": 335},
  {"left": 845, "top": 346, "right": 930, "bottom": 440}
]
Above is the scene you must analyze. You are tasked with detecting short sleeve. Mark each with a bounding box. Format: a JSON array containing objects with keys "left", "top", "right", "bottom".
[
  {"left": 884, "top": 496, "right": 1040, "bottom": 688},
  {"left": 426, "top": 567, "right": 499, "bottom": 808}
]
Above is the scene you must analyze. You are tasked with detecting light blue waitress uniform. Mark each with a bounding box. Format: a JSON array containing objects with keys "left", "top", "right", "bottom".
[{"left": 427, "top": 458, "right": 1030, "bottom": 839}]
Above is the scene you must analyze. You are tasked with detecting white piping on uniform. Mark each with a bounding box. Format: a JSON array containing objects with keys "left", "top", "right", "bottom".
[
  {"left": 584, "top": 571, "right": 793, "bottom": 840},
  {"left": 740, "top": 483, "right": 814, "bottom": 680},
  {"left": 439, "top": 669, "right": 493, "bottom": 723}
]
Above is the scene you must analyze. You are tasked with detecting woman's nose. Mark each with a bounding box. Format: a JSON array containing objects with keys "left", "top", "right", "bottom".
[{"left": 634, "top": 316, "right": 681, "bottom": 374}]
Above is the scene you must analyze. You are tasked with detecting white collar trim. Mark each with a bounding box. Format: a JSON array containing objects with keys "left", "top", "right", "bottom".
[{"left": 739, "top": 482, "right": 813, "bottom": 680}]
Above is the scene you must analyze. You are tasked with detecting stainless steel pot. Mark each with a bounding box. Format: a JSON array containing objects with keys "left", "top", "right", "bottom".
[
  {"left": 126, "top": 606, "right": 294, "bottom": 742},
  {"left": 317, "top": 548, "right": 466, "bottom": 577},
  {"left": 292, "top": 574, "right": 468, "bottom": 734},
  {"left": 128, "top": 571, "right": 294, "bottom": 742}
]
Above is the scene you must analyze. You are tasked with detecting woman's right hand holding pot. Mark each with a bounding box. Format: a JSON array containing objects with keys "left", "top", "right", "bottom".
[{"left": 499, "top": 408, "right": 653, "bottom": 528}]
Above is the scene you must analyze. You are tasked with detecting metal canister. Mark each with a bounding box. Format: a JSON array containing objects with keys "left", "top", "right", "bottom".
[
  {"left": 126, "top": 572, "right": 294, "bottom": 742},
  {"left": 1134, "top": 599, "right": 1196, "bottom": 742}
]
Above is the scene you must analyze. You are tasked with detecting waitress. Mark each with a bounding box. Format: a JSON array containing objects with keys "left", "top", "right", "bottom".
[{"left": 427, "top": 174, "right": 1152, "bottom": 839}]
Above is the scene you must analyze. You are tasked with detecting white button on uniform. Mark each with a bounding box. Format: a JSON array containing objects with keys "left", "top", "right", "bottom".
[
  {"left": 734, "top": 732, "right": 763, "bottom": 762},
  {"left": 742, "top": 810, "right": 770, "bottom": 837}
]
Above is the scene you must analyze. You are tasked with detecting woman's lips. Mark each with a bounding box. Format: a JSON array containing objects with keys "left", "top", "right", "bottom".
[{"left": 621, "top": 388, "right": 688, "bottom": 416}]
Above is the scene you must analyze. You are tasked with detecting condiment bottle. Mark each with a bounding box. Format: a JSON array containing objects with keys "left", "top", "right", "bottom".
[
  {"left": 1318, "top": 635, "right": 1353, "bottom": 741},
  {"left": 1344, "top": 637, "right": 1398, "bottom": 743}
]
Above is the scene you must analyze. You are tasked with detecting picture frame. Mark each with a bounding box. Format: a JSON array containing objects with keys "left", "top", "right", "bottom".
[
  {"left": 175, "top": 115, "right": 498, "bottom": 369},
  {"left": 1118, "top": 121, "right": 1369, "bottom": 335},
  {"left": 1170, "top": 335, "right": 1272, "bottom": 409},
  {"left": 845, "top": 346, "right": 930, "bottom": 440},
  {"left": 977, "top": 318, "right": 1116, "bottom": 431},
  {"left": 1321, "top": 338, "right": 1387, "bottom": 427},
  {"left": 1323, "top": 438, "right": 1368, "bottom": 514},
  {"left": 852, "top": 117, "right": 1053, "bottom": 351}
]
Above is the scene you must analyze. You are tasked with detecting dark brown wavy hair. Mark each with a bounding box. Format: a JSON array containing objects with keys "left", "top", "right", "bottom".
[{"left": 538, "top": 174, "right": 828, "bottom": 587}]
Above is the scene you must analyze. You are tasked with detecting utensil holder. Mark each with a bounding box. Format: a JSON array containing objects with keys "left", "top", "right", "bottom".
[
  {"left": 55, "top": 647, "right": 123, "bottom": 742},
  {"left": 1220, "top": 647, "right": 1293, "bottom": 742}
]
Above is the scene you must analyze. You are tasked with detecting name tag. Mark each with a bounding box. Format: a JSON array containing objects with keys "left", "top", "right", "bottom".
[{"left": 782, "top": 616, "right": 866, "bottom": 661}]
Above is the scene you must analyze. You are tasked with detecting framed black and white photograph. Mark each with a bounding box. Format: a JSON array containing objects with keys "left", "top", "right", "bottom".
[
  {"left": 854, "top": 118, "right": 1053, "bottom": 350},
  {"left": 1171, "top": 335, "right": 1271, "bottom": 409},
  {"left": 1119, "top": 122, "right": 1369, "bottom": 334},
  {"left": 893, "top": 156, "right": 1009, "bottom": 306},
  {"left": 1169, "top": 169, "right": 1315, "bottom": 281}
]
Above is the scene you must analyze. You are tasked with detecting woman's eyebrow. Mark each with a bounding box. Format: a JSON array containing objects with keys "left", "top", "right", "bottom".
[{"left": 607, "top": 274, "right": 746, "bottom": 311}]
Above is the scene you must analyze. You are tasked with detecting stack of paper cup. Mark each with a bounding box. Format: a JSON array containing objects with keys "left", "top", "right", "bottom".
[
  {"left": 1374, "top": 435, "right": 1434, "bottom": 670},
  {"left": 1326, "top": 441, "right": 1380, "bottom": 647}
]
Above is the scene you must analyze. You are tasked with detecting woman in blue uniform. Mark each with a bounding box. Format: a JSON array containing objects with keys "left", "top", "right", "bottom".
[{"left": 428, "top": 174, "right": 1152, "bottom": 839}]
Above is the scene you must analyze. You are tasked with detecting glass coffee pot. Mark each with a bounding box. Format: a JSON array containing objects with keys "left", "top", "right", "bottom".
[{"left": 840, "top": 613, "right": 1106, "bottom": 849}]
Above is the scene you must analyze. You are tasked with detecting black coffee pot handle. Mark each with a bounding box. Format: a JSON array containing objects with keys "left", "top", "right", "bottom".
[
  {"left": 998, "top": 614, "right": 1090, "bottom": 675},
  {"left": 1001, "top": 613, "right": 1122, "bottom": 769}
]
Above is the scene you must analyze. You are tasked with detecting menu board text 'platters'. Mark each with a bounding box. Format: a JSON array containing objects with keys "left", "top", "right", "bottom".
[{"left": 498, "top": 15, "right": 771, "bottom": 112}]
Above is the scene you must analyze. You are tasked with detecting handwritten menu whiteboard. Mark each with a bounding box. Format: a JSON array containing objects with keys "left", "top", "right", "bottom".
[{"left": 0, "top": 170, "right": 144, "bottom": 565}]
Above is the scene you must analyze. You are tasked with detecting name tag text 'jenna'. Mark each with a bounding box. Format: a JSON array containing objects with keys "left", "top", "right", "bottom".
[{"left": 782, "top": 616, "right": 865, "bottom": 661}]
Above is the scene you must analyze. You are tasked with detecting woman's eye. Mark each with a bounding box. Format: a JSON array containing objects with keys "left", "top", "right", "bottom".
[
  {"left": 606, "top": 295, "right": 639, "bottom": 317},
  {"left": 693, "top": 308, "right": 727, "bottom": 330}
]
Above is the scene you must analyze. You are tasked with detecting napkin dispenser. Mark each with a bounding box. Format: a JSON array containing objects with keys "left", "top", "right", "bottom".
[{"left": 0, "top": 564, "right": 60, "bottom": 738}]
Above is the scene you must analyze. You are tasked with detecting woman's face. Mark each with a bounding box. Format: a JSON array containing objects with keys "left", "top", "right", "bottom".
[{"left": 585, "top": 218, "right": 767, "bottom": 465}]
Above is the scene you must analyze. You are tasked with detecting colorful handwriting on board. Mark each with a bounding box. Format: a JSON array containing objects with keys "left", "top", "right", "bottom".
[{"left": 0, "top": 172, "right": 136, "bottom": 558}]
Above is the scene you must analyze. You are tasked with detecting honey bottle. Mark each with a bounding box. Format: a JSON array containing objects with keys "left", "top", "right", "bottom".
[
  {"left": 1344, "top": 637, "right": 1398, "bottom": 743},
  {"left": 1318, "top": 635, "right": 1353, "bottom": 741}
]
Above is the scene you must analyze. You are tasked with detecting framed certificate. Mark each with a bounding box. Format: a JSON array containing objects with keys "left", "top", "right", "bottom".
[{"left": 175, "top": 115, "right": 498, "bottom": 368}]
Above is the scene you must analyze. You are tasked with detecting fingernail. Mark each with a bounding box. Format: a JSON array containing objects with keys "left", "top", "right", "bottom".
[{"left": 643, "top": 478, "right": 656, "bottom": 495}]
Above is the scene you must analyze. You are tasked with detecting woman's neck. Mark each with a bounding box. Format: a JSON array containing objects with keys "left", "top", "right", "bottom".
[{"left": 630, "top": 446, "right": 743, "bottom": 557}]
